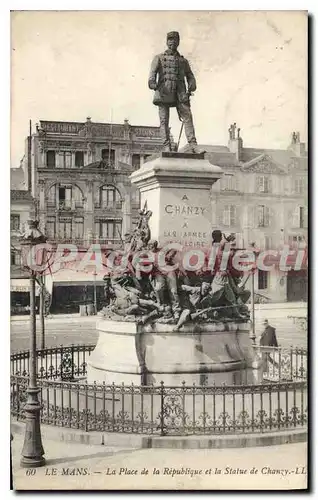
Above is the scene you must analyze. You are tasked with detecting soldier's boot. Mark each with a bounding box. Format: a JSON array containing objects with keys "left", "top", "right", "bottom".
[{"left": 189, "top": 139, "right": 199, "bottom": 154}]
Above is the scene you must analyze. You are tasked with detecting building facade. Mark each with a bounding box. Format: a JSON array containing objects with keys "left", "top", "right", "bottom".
[
  {"left": 21, "top": 117, "right": 162, "bottom": 246},
  {"left": 16, "top": 118, "right": 163, "bottom": 313},
  {"left": 184, "top": 125, "right": 308, "bottom": 302},
  {"left": 10, "top": 182, "right": 36, "bottom": 314}
]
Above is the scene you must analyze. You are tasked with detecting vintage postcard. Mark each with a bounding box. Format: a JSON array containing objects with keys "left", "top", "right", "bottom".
[{"left": 10, "top": 10, "right": 308, "bottom": 490}]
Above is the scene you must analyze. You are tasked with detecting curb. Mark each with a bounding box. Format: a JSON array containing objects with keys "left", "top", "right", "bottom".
[
  {"left": 11, "top": 421, "right": 307, "bottom": 450},
  {"left": 11, "top": 315, "right": 97, "bottom": 323}
]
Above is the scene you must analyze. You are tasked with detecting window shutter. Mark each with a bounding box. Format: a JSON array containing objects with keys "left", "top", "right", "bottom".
[
  {"left": 223, "top": 205, "right": 230, "bottom": 226},
  {"left": 47, "top": 185, "right": 56, "bottom": 204},
  {"left": 258, "top": 176, "right": 264, "bottom": 192},
  {"left": 264, "top": 206, "right": 270, "bottom": 226},
  {"left": 230, "top": 205, "right": 236, "bottom": 226},
  {"left": 257, "top": 205, "right": 263, "bottom": 226},
  {"left": 303, "top": 206, "right": 308, "bottom": 229},
  {"left": 94, "top": 221, "right": 100, "bottom": 238},
  {"left": 292, "top": 207, "right": 300, "bottom": 228},
  {"left": 94, "top": 186, "right": 100, "bottom": 207}
]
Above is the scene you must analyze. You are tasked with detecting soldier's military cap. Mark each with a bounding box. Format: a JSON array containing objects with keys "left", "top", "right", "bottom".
[{"left": 167, "top": 31, "right": 180, "bottom": 41}]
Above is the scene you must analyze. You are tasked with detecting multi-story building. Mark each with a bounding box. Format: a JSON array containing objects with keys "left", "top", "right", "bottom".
[
  {"left": 22, "top": 117, "right": 162, "bottom": 245},
  {"left": 17, "top": 117, "right": 162, "bottom": 313},
  {"left": 10, "top": 168, "right": 36, "bottom": 314},
  {"left": 184, "top": 125, "right": 308, "bottom": 302}
]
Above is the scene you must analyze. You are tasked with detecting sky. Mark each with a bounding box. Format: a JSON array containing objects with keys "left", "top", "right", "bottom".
[{"left": 10, "top": 10, "right": 307, "bottom": 167}]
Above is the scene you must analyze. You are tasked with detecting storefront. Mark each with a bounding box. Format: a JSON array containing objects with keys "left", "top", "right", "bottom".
[
  {"left": 10, "top": 278, "right": 40, "bottom": 315},
  {"left": 49, "top": 269, "right": 106, "bottom": 314}
]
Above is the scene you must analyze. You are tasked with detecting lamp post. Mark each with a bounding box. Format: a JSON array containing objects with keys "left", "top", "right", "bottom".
[
  {"left": 39, "top": 275, "right": 45, "bottom": 350},
  {"left": 93, "top": 271, "right": 97, "bottom": 315},
  {"left": 249, "top": 242, "right": 260, "bottom": 346},
  {"left": 250, "top": 269, "right": 256, "bottom": 344},
  {"left": 19, "top": 220, "right": 47, "bottom": 468}
]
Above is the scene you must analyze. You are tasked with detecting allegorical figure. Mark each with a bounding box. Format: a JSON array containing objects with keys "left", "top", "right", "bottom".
[{"left": 148, "top": 31, "right": 198, "bottom": 152}]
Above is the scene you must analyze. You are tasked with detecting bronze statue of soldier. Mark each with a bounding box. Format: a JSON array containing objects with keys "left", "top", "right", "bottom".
[{"left": 148, "top": 31, "right": 198, "bottom": 152}]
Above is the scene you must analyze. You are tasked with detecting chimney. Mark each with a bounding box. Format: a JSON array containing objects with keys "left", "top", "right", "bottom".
[
  {"left": 228, "top": 122, "right": 243, "bottom": 161},
  {"left": 289, "top": 131, "right": 306, "bottom": 157}
]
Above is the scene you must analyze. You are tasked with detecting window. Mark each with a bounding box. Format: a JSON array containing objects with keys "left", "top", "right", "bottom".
[
  {"left": 58, "top": 186, "right": 72, "bottom": 209},
  {"left": 258, "top": 205, "right": 270, "bottom": 227},
  {"left": 132, "top": 154, "right": 141, "bottom": 170},
  {"left": 258, "top": 175, "right": 270, "bottom": 193},
  {"left": 74, "top": 218, "right": 84, "bottom": 239},
  {"left": 100, "top": 185, "right": 121, "bottom": 208},
  {"left": 46, "top": 150, "right": 56, "bottom": 168},
  {"left": 96, "top": 220, "right": 122, "bottom": 241},
  {"left": 101, "top": 149, "right": 115, "bottom": 163},
  {"left": 11, "top": 214, "right": 20, "bottom": 231},
  {"left": 131, "top": 189, "right": 140, "bottom": 206},
  {"left": 47, "top": 184, "right": 56, "bottom": 206},
  {"left": 46, "top": 218, "right": 56, "bottom": 239},
  {"left": 58, "top": 151, "right": 72, "bottom": 168},
  {"left": 258, "top": 270, "right": 269, "bottom": 290},
  {"left": 295, "top": 178, "right": 304, "bottom": 194},
  {"left": 58, "top": 219, "right": 72, "bottom": 239},
  {"left": 292, "top": 206, "right": 307, "bottom": 228},
  {"left": 223, "top": 205, "right": 236, "bottom": 226},
  {"left": 222, "top": 174, "right": 236, "bottom": 191},
  {"left": 75, "top": 151, "right": 84, "bottom": 167},
  {"left": 11, "top": 250, "right": 21, "bottom": 266},
  {"left": 299, "top": 206, "right": 307, "bottom": 229}
]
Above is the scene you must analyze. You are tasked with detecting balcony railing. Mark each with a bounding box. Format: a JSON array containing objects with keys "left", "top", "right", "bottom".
[
  {"left": 46, "top": 201, "right": 84, "bottom": 211},
  {"left": 91, "top": 237, "right": 122, "bottom": 246},
  {"left": 45, "top": 237, "right": 122, "bottom": 247},
  {"left": 94, "top": 202, "right": 123, "bottom": 210}
]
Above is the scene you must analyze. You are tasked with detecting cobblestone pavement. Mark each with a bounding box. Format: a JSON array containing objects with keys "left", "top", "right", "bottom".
[{"left": 11, "top": 432, "right": 307, "bottom": 491}]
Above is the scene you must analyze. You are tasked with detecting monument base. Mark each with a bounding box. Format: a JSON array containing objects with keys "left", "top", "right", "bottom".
[{"left": 87, "top": 320, "right": 263, "bottom": 386}]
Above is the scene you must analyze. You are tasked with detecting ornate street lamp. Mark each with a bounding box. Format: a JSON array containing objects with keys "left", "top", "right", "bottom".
[
  {"left": 19, "top": 220, "right": 47, "bottom": 467},
  {"left": 249, "top": 242, "right": 260, "bottom": 345}
]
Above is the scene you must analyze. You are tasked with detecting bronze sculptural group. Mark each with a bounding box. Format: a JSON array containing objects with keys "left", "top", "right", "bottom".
[{"left": 99, "top": 206, "right": 251, "bottom": 329}]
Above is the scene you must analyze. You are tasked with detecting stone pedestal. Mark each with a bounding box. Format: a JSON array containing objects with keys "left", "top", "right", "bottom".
[
  {"left": 130, "top": 152, "right": 223, "bottom": 248},
  {"left": 87, "top": 320, "right": 262, "bottom": 386}
]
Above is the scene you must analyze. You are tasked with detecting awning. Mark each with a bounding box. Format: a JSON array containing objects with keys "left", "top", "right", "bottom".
[
  {"left": 51, "top": 269, "right": 106, "bottom": 287},
  {"left": 10, "top": 278, "right": 40, "bottom": 294}
]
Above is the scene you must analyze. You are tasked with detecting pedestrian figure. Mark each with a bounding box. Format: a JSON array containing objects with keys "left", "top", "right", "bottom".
[
  {"left": 260, "top": 319, "right": 278, "bottom": 347},
  {"left": 260, "top": 319, "right": 278, "bottom": 374}
]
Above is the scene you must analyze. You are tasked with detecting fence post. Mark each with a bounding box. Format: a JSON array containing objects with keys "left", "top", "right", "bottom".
[
  {"left": 160, "top": 381, "right": 165, "bottom": 436},
  {"left": 71, "top": 344, "right": 74, "bottom": 380},
  {"left": 16, "top": 379, "right": 20, "bottom": 421},
  {"left": 85, "top": 384, "right": 88, "bottom": 432}
]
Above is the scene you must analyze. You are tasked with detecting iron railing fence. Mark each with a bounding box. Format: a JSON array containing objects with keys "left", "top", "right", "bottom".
[
  {"left": 10, "top": 345, "right": 307, "bottom": 383},
  {"left": 253, "top": 346, "right": 307, "bottom": 382},
  {"left": 10, "top": 376, "right": 307, "bottom": 436},
  {"left": 10, "top": 344, "right": 95, "bottom": 381}
]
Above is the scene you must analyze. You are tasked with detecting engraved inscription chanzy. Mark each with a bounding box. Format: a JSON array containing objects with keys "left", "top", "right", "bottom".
[{"left": 164, "top": 204, "right": 206, "bottom": 216}]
